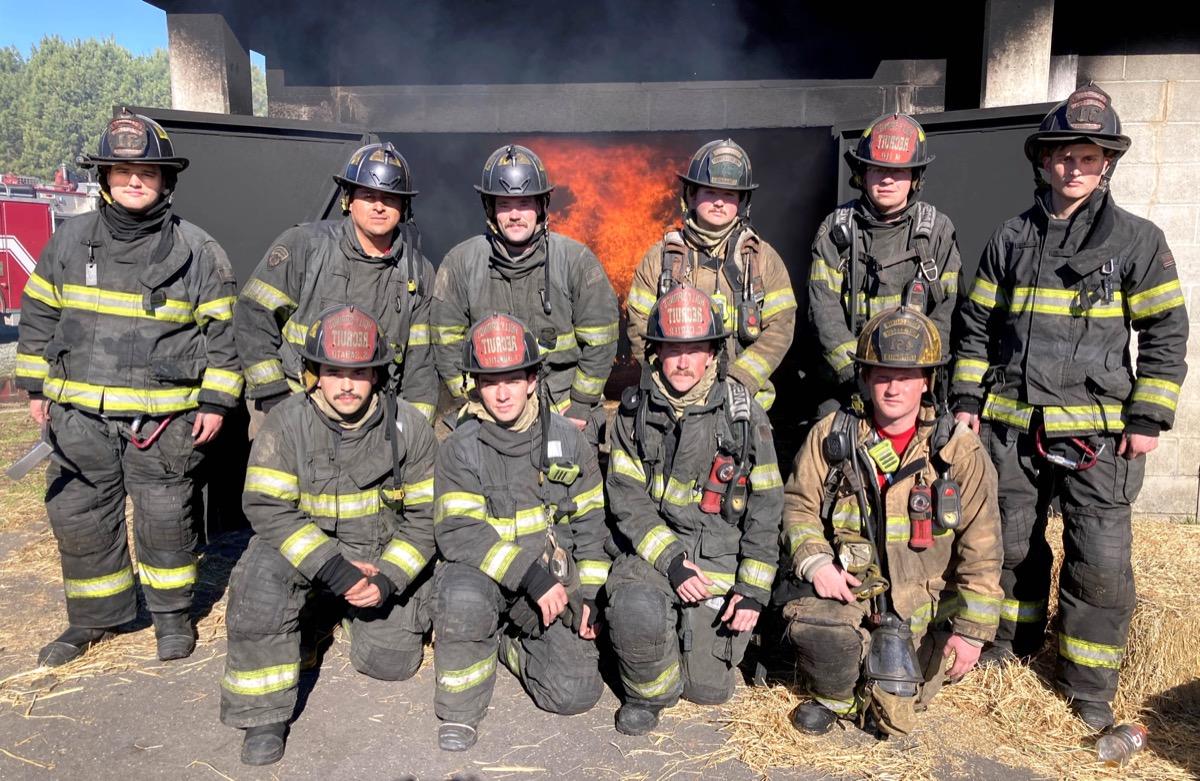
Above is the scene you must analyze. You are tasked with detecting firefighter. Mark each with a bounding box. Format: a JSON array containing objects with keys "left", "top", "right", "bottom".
[
  {"left": 781, "top": 306, "right": 1002, "bottom": 737},
  {"left": 14, "top": 110, "right": 241, "bottom": 666},
  {"left": 808, "top": 113, "right": 961, "bottom": 408},
  {"left": 606, "top": 284, "right": 784, "bottom": 735},
  {"left": 220, "top": 306, "right": 437, "bottom": 765},
  {"left": 432, "top": 313, "right": 610, "bottom": 751},
  {"left": 235, "top": 142, "right": 437, "bottom": 425},
  {"left": 432, "top": 145, "right": 619, "bottom": 443},
  {"left": 626, "top": 139, "right": 796, "bottom": 411},
  {"left": 951, "top": 85, "right": 1188, "bottom": 731}
]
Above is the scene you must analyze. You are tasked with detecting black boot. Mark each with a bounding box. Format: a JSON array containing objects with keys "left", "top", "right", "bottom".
[
  {"left": 1069, "top": 699, "right": 1114, "bottom": 732},
  {"left": 790, "top": 701, "right": 837, "bottom": 735},
  {"left": 152, "top": 610, "right": 195, "bottom": 661},
  {"left": 37, "top": 626, "right": 113, "bottom": 667},
  {"left": 977, "top": 641, "right": 1017, "bottom": 668},
  {"left": 614, "top": 703, "right": 661, "bottom": 736},
  {"left": 241, "top": 722, "right": 287, "bottom": 765},
  {"left": 438, "top": 722, "right": 477, "bottom": 752}
]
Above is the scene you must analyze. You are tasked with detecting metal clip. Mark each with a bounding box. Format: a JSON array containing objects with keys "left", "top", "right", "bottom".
[{"left": 1100, "top": 258, "right": 1117, "bottom": 304}]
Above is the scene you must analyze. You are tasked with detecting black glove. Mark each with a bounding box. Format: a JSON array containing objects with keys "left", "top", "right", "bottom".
[
  {"left": 666, "top": 554, "right": 692, "bottom": 592},
  {"left": 258, "top": 393, "right": 289, "bottom": 414},
  {"left": 519, "top": 561, "right": 558, "bottom": 602},
  {"left": 730, "top": 594, "right": 762, "bottom": 615},
  {"left": 314, "top": 555, "right": 364, "bottom": 596},
  {"left": 367, "top": 573, "right": 397, "bottom": 604},
  {"left": 564, "top": 400, "right": 592, "bottom": 422},
  {"left": 569, "top": 596, "right": 599, "bottom": 633}
]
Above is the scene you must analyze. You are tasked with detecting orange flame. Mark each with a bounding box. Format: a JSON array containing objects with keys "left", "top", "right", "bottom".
[{"left": 522, "top": 137, "right": 688, "bottom": 303}]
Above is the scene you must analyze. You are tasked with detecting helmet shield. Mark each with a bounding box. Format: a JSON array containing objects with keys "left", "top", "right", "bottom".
[
  {"left": 678, "top": 139, "right": 757, "bottom": 192},
  {"left": 645, "top": 285, "right": 730, "bottom": 344},
  {"left": 1024, "top": 84, "right": 1131, "bottom": 164},
  {"left": 854, "top": 307, "right": 945, "bottom": 369},
  {"left": 78, "top": 109, "right": 189, "bottom": 171},
  {"left": 845, "top": 113, "right": 934, "bottom": 171},
  {"left": 300, "top": 306, "right": 394, "bottom": 369},
  {"left": 462, "top": 313, "right": 542, "bottom": 375},
  {"left": 474, "top": 145, "right": 553, "bottom": 197}
]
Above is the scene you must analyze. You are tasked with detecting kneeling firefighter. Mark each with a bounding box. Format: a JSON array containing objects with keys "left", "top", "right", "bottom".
[
  {"left": 220, "top": 306, "right": 438, "bottom": 765},
  {"left": 605, "top": 284, "right": 784, "bottom": 736},
  {"left": 431, "top": 313, "right": 611, "bottom": 751},
  {"left": 778, "top": 304, "right": 1002, "bottom": 737}
]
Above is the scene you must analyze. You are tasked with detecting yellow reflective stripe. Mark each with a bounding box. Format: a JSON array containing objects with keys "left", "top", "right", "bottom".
[
  {"left": 1043, "top": 404, "right": 1125, "bottom": 433},
  {"left": 652, "top": 476, "right": 700, "bottom": 508},
  {"left": 809, "top": 258, "right": 842, "bottom": 291},
  {"left": 704, "top": 570, "right": 735, "bottom": 596},
  {"left": 636, "top": 525, "right": 679, "bottom": 567},
  {"left": 480, "top": 541, "right": 522, "bottom": 581},
  {"left": 245, "top": 358, "right": 286, "bottom": 386},
  {"left": 1058, "top": 633, "right": 1124, "bottom": 670},
  {"left": 572, "top": 368, "right": 606, "bottom": 398},
  {"left": 749, "top": 463, "right": 782, "bottom": 492},
  {"left": 195, "top": 295, "right": 235, "bottom": 323},
  {"left": 885, "top": 515, "right": 910, "bottom": 543},
  {"left": 541, "top": 331, "right": 577, "bottom": 355},
  {"left": 299, "top": 489, "right": 380, "bottom": 519},
  {"left": 282, "top": 319, "right": 307, "bottom": 346},
  {"left": 957, "top": 590, "right": 1002, "bottom": 626},
  {"left": 941, "top": 270, "right": 960, "bottom": 295},
  {"left": 245, "top": 466, "right": 300, "bottom": 501},
  {"left": 754, "top": 385, "right": 776, "bottom": 411},
  {"left": 737, "top": 559, "right": 777, "bottom": 591},
  {"left": 280, "top": 523, "right": 332, "bottom": 568},
  {"left": 23, "top": 271, "right": 61, "bottom": 308},
  {"left": 407, "top": 323, "right": 431, "bottom": 347},
  {"left": 201, "top": 367, "right": 244, "bottom": 398},
  {"left": 242, "top": 278, "right": 295, "bottom": 312},
  {"left": 610, "top": 448, "right": 646, "bottom": 482},
  {"left": 433, "top": 324, "right": 467, "bottom": 345},
  {"left": 572, "top": 482, "right": 605, "bottom": 520},
  {"left": 42, "top": 378, "right": 199, "bottom": 414},
  {"left": 222, "top": 662, "right": 299, "bottom": 696},
  {"left": 382, "top": 539, "right": 427, "bottom": 579},
  {"left": 1128, "top": 279, "right": 1185, "bottom": 320},
  {"left": 1132, "top": 377, "right": 1181, "bottom": 412},
  {"left": 867, "top": 294, "right": 902, "bottom": 317},
  {"left": 623, "top": 660, "right": 680, "bottom": 699},
  {"left": 826, "top": 339, "right": 857, "bottom": 372},
  {"left": 761, "top": 287, "right": 797, "bottom": 319},
  {"left": 575, "top": 322, "right": 619, "bottom": 346},
  {"left": 578, "top": 559, "right": 611, "bottom": 586},
  {"left": 60, "top": 284, "right": 193, "bottom": 322},
  {"left": 434, "top": 491, "right": 487, "bottom": 524},
  {"left": 1007, "top": 287, "right": 1124, "bottom": 318},
  {"left": 64, "top": 566, "right": 134, "bottom": 599},
  {"left": 815, "top": 695, "right": 858, "bottom": 715},
  {"left": 411, "top": 402, "right": 436, "bottom": 422},
  {"left": 732, "top": 350, "right": 772, "bottom": 385},
  {"left": 15, "top": 352, "right": 49, "bottom": 379},
  {"left": 138, "top": 562, "right": 198, "bottom": 590},
  {"left": 486, "top": 506, "right": 549, "bottom": 542},
  {"left": 403, "top": 477, "right": 435, "bottom": 506},
  {"left": 981, "top": 394, "right": 1035, "bottom": 431},
  {"left": 953, "top": 358, "right": 988, "bottom": 385},
  {"left": 445, "top": 373, "right": 472, "bottom": 398},
  {"left": 830, "top": 499, "right": 861, "bottom": 531},
  {"left": 437, "top": 654, "right": 496, "bottom": 693},
  {"left": 968, "top": 277, "right": 1000, "bottom": 309},
  {"left": 627, "top": 283, "right": 656, "bottom": 315},
  {"left": 1000, "top": 598, "right": 1047, "bottom": 624},
  {"left": 784, "top": 524, "right": 826, "bottom": 556}
]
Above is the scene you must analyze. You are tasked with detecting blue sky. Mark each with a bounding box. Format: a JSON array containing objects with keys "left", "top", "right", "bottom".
[{"left": 0, "top": 0, "right": 266, "bottom": 68}]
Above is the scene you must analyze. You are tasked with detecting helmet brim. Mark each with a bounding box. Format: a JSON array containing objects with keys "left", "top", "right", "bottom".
[
  {"left": 299, "top": 348, "right": 394, "bottom": 369},
  {"left": 645, "top": 331, "right": 730, "bottom": 345},
  {"left": 844, "top": 150, "right": 934, "bottom": 170},
  {"left": 462, "top": 355, "right": 543, "bottom": 375},
  {"left": 473, "top": 184, "right": 554, "bottom": 197},
  {"left": 334, "top": 175, "right": 418, "bottom": 197},
  {"left": 79, "top": 155, "right": 189, "bottom": 172},
  {"left": 676, "top": 173, "right": 758, "bottom": 192},
  {"left": 1023, "top": 133, "right": 1132, "bottom": 163},
  {"left": 853, "top": 356, "right": 946, "bottom": 368}
]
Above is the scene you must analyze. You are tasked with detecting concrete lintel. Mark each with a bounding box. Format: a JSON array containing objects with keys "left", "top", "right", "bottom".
[
  {"left": 980, "top": 0, "right": 1055, "bottom": 108},
  {"left": 167, "top": 13, "right": 252, "bottom": 115}
]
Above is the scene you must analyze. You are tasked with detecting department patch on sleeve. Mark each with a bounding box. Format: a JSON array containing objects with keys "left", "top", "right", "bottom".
[
  {"left": 815, "top": 222, "right": 829, "bottom": 241},
  {"left": 585, "top": 265, "right": 607, "bottom": 286},
  {"left": 267, "top": 244, "right": 290, "bottom": 268},
  {"left": 1159, "top": 251, "right": 1175, "bottom": 269}
]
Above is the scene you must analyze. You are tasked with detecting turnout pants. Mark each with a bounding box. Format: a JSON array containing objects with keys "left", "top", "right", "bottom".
[
  {"left": 606, "top": 554, "right": 752, "bottom": 709},
  {"left": 432, "top": 562, "right": 602, "bottom": 727},
  {"left": 220, "top": 537, "right": 431, "bottom": 728},
  {"left": 45, "top": 404, "right": 205, "bottom": 629},
  {"left": 982, "top": 422, "right": 1141, "bottom": 703}
]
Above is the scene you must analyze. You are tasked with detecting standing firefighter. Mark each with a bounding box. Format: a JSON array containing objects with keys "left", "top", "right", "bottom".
[
  {"left": 951, "top": 85, "right": 1189, "bottom": 731},
  {"left": 221, "top": 306, "right": 437, "bottom": 765},
  {"left": 235, "top": 142, "right": 437, "bottom": 424},
  {"left": 627, "top": 139, "right": 796, "bottom": 411},
  {"left": 432, "top": 313, "right": 609, "bottom": 751},
  {"left": 432, "top": 145, "right": 619, "bottom": 442},
  {"left": 809, "top": 114, "right": 961, "bottom": 408},
  {"left": 606, "top": 285, "right": 783, "bottom": 735},
  {"left": 780, "top": 307, "right": 1002, "bottom": 737},
  {"left": 14, "top": 110, "right": 241, "bottom": 666}
]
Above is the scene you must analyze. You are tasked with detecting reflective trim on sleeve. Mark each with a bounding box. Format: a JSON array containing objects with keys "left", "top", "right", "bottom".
[
  {"left": 382, "top": 539, "right": 428, "bottom": 579},
  {"left": 571, "top": 368, "right": 606, "bottom": 398},
  {"left": 541, "top": 331, "right": 578, "bottom": 356},
  {"left": 981, "top": 394, "right": 1035, "bottom": 431},
  {"left": 571, "top": 482, "right": 605, "bottom": 520},
  {"left": 486, "top": 506, "right": 550, "bottom": 542},
  {"left": 407, "top": 323, "right": 431, "bottom": 347},
  {"left": 433, "top": 324, "right": 467, "bottom": 345},
  {"left": 626, "top": 284, "right": 656, "bottom": 316},
  {"left": 222, "top": 662, "right": 299, "bottom": 696},
  {"left": 480, "top": 541, "right": 522, "bottom": 581},
  {"left": 245, "top": 466, "right": 300, "bottom": 501},
  {"left": 242, "top": 278, "right": 296, "bottom": 312},
  {"left": 575, "top": 322, "right": 619, "bottom": 346},
  {"left": 609, "top": 448, "right": 646, "bottom": 483},
  {"left": 731, "top": 350, "right": 772, "bottom": 386},
  {"left": 282, "top": 319, "right": 307, "bottom": 347},
  {"left": 14, "top": 352, "right": 49, "bottom": 380},
  {"left": 956, "top": 590, "right": 1002, "bottom": 627},
  {"left": 23, "top": 271, "right": 61, "bottom": 308},
  {"left": 245, "top": 358, "right": 286, "bottom": 387},
  {"left": 749, "top": 463, "right": 783, "bottom": 491},
  {"left": 1128, "top": 279, "right": 1185, "bottom": 320},
  {"left": 952, "top": 358, "right": 988, "bottom": 385},
  {"left": 279, "top": 523, "right": 333, "bottom": 569},
  {"left": 410, "top": 402, "right": 436, "bottom": 422},
  {"left": 808, "top": 258, "right": 842, "bottom": 292},
  {"left": 761, "top": 287, "right": 797, "bottom": 319},
  {"left": 635, "top": 525, "right": 680, "bottom": 567},
  {"left": 64, "top": 566, "right": 134, "bottom": 599},
  {"left": 434, "top": 491, "right": 487, "bottom": 524},
  {"left": 967, "top": 278, "right": 1001, "bottom": 309},
  {"left": 1131, "top": 377, "right": 1181, "bottom": 413},
  {"left": 825, "top": 339, "right": 857, "bottom": 373},
  {"left": 754, "top": 385, "right": 776, "bottom": 411},
  {"left": 578, "top": 559, "right": 611, "bottom": 586},
  {"left": 201, "top": 367, "right": 245, "bottom": 398},
  {"left": 403, "top": 477, "right": 435, "bottom": 507},
  {"left": 783, "top": 524, "right": 826, "bottom": 556},
  {"left": 704, "top": 569, "right": 737, "bottom": 596},
  {"left": 195, "top": 296, "right": 236, "bottom": 323},
  {"left": 737, "top": 559, "right": 777, "bottom": 591}
]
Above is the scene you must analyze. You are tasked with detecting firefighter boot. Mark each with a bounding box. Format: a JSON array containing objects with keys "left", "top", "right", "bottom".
[
  {"left": 153, "top": 610, "right": 196, "bottom": 661},
  {"left": 791, "top": 701, "right": 838, "bottom": 735},
  {"left": 241, "top": 722, "right": 287, "bottom": 765},
  {"left": 438, "top": 722, "right": 477, "bottom": 752},
  {"left": 977, "top": 640, "right": 1017, "bottom": 668},
  {"left": 615, "top": 703, "right": 661, "bottom": 736},
  {"left": 1069, "top": 699, "right": 1115, "bottom": 733},
  {"left": 37, "top": 626, "right": 113, "bottom": 667}
]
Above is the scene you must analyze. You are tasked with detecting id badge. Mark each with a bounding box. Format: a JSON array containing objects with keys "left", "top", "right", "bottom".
[{"left": 85, "top": 262, "right": 98, "bottom": 287}]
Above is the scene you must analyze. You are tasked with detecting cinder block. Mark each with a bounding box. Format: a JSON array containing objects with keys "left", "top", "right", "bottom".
[
  {"left": 1145, "top": 437, "right": 1180, "bottom": 476},
  {"left": 497, "top": 90, "right": 575, "bottom": 133},
  {"left": 1110, "top": 164, "right": 1158, "bottom": 204},
  {"left": 426, "top": 92, "right": 500, "bottom": 132},
  {"left": 1173, "top": 399, "right": 1200, "bottom": 435},
  {"left": 805, "top": 87, "right": 886, "bottom": 126},
  {"left": 1093, "top": 80, "right": 1166, "bottom": 122},
  {"left": 571, "top": 88, "right": 649, "bottom": 132},
  {"left": 1077, "top": 55, "right": 1126, "bottom": 82},
  {"left": 1118, "top": 123, "right": 1160, "bottom": 165},
  {"left": 1147, "top": 204, "right": 1197, "bottom": 249},
  {"left": 1134, "top": 475, "right": 1198, "bottom": 517},
  {"left": 912, "top": 86, "right": 947, "bottom": 114},
  {"left": 723, "top": 87, "right": 807, "bottom": 129},
  {"left": 1168, "top": 82, "right": 1200, "bottom": 122},
  {"left": 649, "top": 87, "right": 725, "bottom": 131},
  {"left": 1154, "top": 164, "right": 1200, "bottom": 205},
  {"left": 1159, "top": 123, "right": 1200, "bottom": 163},
  {"left": 1125, "top": 54, "right": 1200, "bottom": 82}
]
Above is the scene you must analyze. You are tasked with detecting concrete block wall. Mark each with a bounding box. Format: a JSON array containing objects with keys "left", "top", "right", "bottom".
[{"left": 1080, "top": 54, "right": 1200, "bottom": 520}]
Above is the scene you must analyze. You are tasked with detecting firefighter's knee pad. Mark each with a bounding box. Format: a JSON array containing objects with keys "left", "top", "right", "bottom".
[
  {"left": 434, "top": 571, "right": 498, "bottom": 643},
  {"left": 225, "top": 551, "right": 299, "bottom": 639},
  {"left": 351, "top": 640, "right": 423, "bottom": 682},
  {"left": 46, "top": 479, "right": 121, "bottom": 557},
  {"left": 682, "top": 671, "right": 735, "bottom": 706},
  {"left": 1062, "top": 510, "right": 1135, "bottom": 610},
  {"left": 783, "top": 597, "right": 866, "bottom": 697},
  {"left": 133, "top": 481, "right": 198, "bottom": 552},
  {"left": 607, "top": 585, "right": 672, "bottom": 665},
  {"left": 545, "top": 667, "right": 603, "bottom": 715}
]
